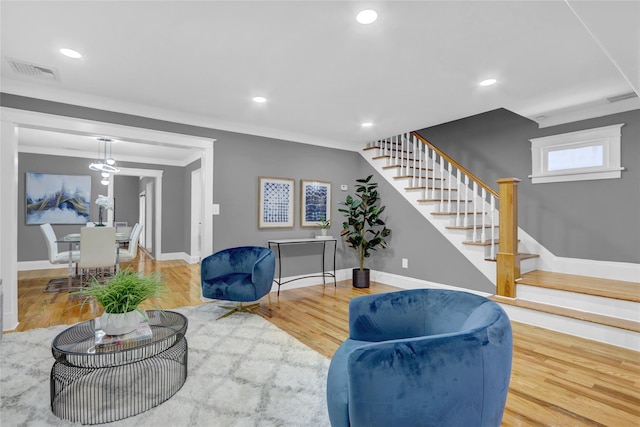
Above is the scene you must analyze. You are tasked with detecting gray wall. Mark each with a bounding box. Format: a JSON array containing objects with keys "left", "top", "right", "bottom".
[
  {"left": 114, "top": 175, "right": 139, "bottom": 226},
  {"left": 417, "top": 108, "right": 640, "bottom": 263}
]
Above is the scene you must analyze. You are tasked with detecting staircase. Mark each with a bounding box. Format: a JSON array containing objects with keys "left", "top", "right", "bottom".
[{"left": 362, "top": 131, "right": 640, "bottom": 351}]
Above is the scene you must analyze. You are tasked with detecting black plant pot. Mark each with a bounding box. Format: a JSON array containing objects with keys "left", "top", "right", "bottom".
[{"left": 352, "top": 268, "right": 370, "bottom": 288}]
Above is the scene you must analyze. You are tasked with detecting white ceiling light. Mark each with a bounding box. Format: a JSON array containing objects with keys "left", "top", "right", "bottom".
[
  {"left": 252, "top": 96, "right": 267, "bottom": 103},
  {"left": 100, "top": 177, "right": 110, "bottom": 186},
  {"left": 59, "top": 48, "right": 82, "bottom": 59},
  {"left": 356, "top": 10, "right": 378, "bottom": 24},
  {"left": 479, "top": 78, "right": 497, "bottom": 87},
  {"left": 361, "top": 122, "right": 373, "bottom": 128},
  {"left": 89, "top": 138, "right": 119, "bottom": 174}
]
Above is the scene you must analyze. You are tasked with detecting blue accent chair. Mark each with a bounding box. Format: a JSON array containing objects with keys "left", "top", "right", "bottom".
[
  {"left": 327, "top": 288, "right": 513, "bottom": 427},
  {"left": 201, "top": 246, "right": 276, "bottom": 319}
]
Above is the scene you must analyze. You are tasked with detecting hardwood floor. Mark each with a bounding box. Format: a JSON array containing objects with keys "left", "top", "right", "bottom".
[{"left": 8, "top": 255, "right": 640, "bottom": 426}]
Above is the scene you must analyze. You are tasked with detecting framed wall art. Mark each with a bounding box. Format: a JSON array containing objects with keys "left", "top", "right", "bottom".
[
  {"left": 258, "top": 176, "right": 295, "bottom": 229},
  {"left": 25, "top": 173, "right": 91, "bottom": 225},
  {"left": 300, "top": 179, "right": 331, "bottom": 227}
]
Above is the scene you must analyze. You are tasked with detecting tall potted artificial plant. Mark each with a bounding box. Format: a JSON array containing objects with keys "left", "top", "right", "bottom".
[{"left": 339, "top": 175, "right": 391, "bottom": 288}]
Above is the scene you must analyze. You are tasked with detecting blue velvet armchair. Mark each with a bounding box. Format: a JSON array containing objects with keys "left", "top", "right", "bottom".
[
  {"left": 201, "top": 246, "right": 275, "bottom": 319},
  {"left": 327, "top": 288, "right": 513, "bottom": 427}
]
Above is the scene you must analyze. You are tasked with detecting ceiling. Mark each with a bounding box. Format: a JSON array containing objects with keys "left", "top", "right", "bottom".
[{"left": 1, "top": 1, "right": 639, "bottom": 161}]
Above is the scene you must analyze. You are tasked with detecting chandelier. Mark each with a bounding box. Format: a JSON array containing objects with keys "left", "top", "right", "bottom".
[{"left": 89, "top": 138, "right": 120, "bottom": 185}]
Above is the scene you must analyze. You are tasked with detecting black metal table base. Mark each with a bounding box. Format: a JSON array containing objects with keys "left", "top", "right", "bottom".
[
  {"left": 268, "top": 238, "right": 338, "bottom": 295},
  {"left": 50, "top": 311, "right": 188, "bottom": 425}
]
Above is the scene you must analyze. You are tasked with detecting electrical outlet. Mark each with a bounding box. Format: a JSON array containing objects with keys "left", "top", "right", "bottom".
[{"left": 402, "top": 258, "right": 408, "bottom": 268}]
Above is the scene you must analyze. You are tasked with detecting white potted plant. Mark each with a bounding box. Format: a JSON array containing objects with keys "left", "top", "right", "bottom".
[
  {"left": 94, "top": 195, "right": 113, "bottom": 227},
  {"left": 317, "top": 215, "right": 331, "bottom": 237},
  {"left": 75, "top": 268, "right": 168, "bottom": 335}
]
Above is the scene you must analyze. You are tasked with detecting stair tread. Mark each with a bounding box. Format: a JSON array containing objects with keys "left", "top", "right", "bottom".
[
  {"left": 419, "top": 199, "right": 473, "bottom": 203},
  {"left": 447, "top": 224, "right": 497, "bottom": 229},
  {"left": 383, "top": 165, "right": 432, "bottom": 171},
  {"left": 394, "top": 176, "right": 443, "bottom": 180},
  {"left": 517, "top": 270, "right": 640, "bottom": 303},
  {"left": 407, "top": 187, "right": 457, "bottom": 191},
  {"left": 485, "top": 253, "right": 539, "bottom": 262},
  {"left": 372, "top": 155, "right": 417, "bottom": 161},
  {"left": 463, "top": 239, "right": 499, "bottom": 246},
  {"left": 490, "top": 295, "right": 640, "bottom": 333},
  {"left": 432, "top": 211, "right": 485, "bottom": 216}
]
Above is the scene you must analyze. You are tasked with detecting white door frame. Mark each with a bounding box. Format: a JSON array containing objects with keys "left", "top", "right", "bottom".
[
  {"left": 107, "top": 167, "right": 163, "bottom": 258},
  {"left": 0, "top": 107, "right": 215, "bottom": 331},
  {"left": 190, "top": 168, "right": 203, "bottom": 262}
]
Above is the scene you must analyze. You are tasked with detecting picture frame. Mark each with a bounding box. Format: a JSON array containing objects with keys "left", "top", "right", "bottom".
[
  {"left": 25, "top": 172, "right": 91, "bottom": 225},
  {"left": 300, "top": 180, "right": 331, "bottom": 228},
  {"left": 258, "top": 176, "right": 295, "bottom": 229}
]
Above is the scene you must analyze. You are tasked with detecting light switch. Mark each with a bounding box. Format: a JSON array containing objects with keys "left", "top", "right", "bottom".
[{"left": 212, "top": 204, "right": 220, "bottom": 215}]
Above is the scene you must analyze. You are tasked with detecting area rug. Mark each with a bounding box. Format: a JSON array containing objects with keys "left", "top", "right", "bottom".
[{"left": 1, "top": 304, "right": 331, "bottom": 426}]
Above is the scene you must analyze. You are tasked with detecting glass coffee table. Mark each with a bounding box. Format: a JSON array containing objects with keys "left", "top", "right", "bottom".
[{"left": 50, "top": 310, "right": 188, "bottom": 425}]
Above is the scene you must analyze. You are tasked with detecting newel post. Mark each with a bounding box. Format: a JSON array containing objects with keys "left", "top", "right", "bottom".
[{"left": 496, "top": 178, "right": 521, "bottom": 298}]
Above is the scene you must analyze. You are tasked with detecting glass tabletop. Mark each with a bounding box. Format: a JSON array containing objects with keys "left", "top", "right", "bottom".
[{"left": 51, "top": 310, "right": 187, "bottom": 365}]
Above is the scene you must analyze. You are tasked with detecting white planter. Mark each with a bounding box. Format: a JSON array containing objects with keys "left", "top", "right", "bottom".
[{"left": 100, "top": 310, "right": 144, "bottom": 335}]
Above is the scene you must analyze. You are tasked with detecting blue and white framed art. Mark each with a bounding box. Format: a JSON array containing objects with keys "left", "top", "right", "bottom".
[
  {"left": 25, "top": 173, "right": 91, "bottom": 225},
  {"left": 301, "top": 179, "right": 331, "bottom": 228},
  {"left": 258, "top": 176, "right": 295, "bottom": 229}
]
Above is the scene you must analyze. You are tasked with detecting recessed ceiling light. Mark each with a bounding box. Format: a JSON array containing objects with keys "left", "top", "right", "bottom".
[
  {"left": 356, "top": 10, "right": 377, "bottom": 24},
  {"left": 60, "top": 48, "right": 82, "bottom": 59},
  {"left": 479, "top": 78, "right": 497, "bottom": 87},
  {"left": 252, "top": 96, "right": 267, "bottom": 103},
  {"left": 361, "top": 122, "right": 373, "bottom": 128}
]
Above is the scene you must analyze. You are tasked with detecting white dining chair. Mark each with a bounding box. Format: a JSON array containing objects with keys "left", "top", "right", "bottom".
[
  {"left": 118, "top": 223, "right": 143, "bottom": 263},
  {"left": 40, "top": 223, "right": 80, "bottom": 266},
  {"left": 78, "top": 227, "right": 117, "bottom": 285}
]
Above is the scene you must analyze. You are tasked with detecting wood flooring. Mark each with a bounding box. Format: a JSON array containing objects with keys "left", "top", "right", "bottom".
[{"left": 8, "top": 254, "right": 640, "bottom": 426}]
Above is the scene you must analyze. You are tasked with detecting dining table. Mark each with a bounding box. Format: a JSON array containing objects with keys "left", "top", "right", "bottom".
[{"left": 46, "top": 231, "right": 131, "bottom": 292}]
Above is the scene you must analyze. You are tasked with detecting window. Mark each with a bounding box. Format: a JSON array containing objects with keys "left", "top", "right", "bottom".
[{"left": 529, "top": 124, "right": 624, "bottom": 184}]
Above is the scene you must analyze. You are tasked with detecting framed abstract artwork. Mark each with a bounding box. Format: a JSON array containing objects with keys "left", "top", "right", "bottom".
[
  {"left": 258, "top": 176, "right": 295, "bottom": 229},
  {"left": 300, "top": 180, "right": 331, "bottom": 227},
  {"left": 25, "top": 173, "right": 91, "bottom": 225}
]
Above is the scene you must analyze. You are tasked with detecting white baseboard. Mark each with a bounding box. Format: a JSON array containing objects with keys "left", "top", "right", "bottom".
[
  {"left": 18, "top": 260, "right": 67, "bottom": 271},
  {"left": 157, "top": 252, "right": 196, "bottom": 263},
  {"left": 518, "top": 228, "right": 640, "bottom": 282}
]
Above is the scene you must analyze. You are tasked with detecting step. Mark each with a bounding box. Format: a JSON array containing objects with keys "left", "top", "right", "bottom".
[
  {"left": 518, "top": 270, "right": 640, "bottom": 303},
  {"left": 432, "top": 211, "right": 484, "bottom": 216},
  {"left": 372, "top": 155, "right": 417, "bottom": 161},
  {"left": 446, "top": 224, "right": 496, "bottom": 230},
  {"left": 463, "top": 239, "right": 499, "bottom": 246},
  {"left": 364, "top": 147, "right": 412, "bottom": 154},
  {"left": 490, "top": 295, "right": 640, "bottom": 333},
  {"left": 383, "top": 165, "right": 432, "bottom": 171},
  {"left": 406, "top": 186, "right": 456, "bottom": 191},
  {"left": 393, "top": 176, "right": 443, "bottom": 181},
  {"left": 484, "top": 253, "right": 540, "bottom": 262},
  {"left": 419, "top": 199, "right": 473, "bottom": 203}
]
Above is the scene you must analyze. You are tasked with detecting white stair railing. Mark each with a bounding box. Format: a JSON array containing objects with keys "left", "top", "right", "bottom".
[{"left": 371, "top": 131, "right": 501, "bottom": 259}]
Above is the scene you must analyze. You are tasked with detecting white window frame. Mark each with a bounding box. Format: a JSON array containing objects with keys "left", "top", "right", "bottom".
[{"left": 529, "top": 123, "right": 625, "bottom": 184}]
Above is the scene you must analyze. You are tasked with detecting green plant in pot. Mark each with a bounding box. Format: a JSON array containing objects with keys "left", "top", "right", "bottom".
[
  {"left": 339, "top": 175, "right": 391, "bottom": 288},
  {"left": 74, "top": 268, "right": 168, "bottom": 335},
  {"left": 317, "top": 215, "right": 331, "bottom": 236}
]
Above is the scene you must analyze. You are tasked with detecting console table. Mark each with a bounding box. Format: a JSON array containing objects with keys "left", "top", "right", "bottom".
[
  {"left": 268, "top": 238, "right": 337, "bottom": 295},
  {"left": 50, "top": 310, "right": 188, "bottom": 424}
]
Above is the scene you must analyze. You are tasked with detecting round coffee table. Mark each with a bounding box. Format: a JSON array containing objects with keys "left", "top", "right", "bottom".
[{"left": 50, "top": 310, "right": 188, "bottom": 425}]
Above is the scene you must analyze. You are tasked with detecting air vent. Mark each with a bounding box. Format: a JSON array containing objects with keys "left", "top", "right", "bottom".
[
  {"left": 5, "top": 57, "right": 59, "bottom": 81},
  {"left": 606, "top": 92, "right": 638, "bottom": 103}
]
